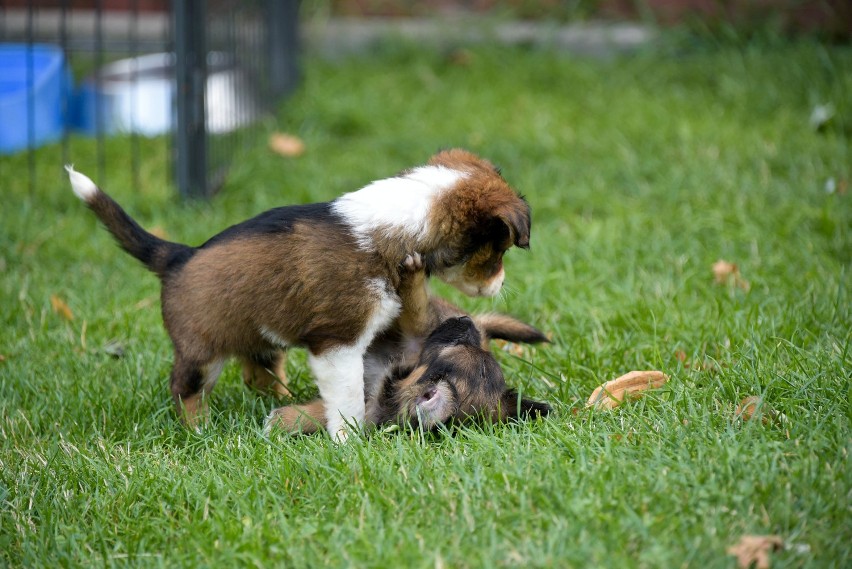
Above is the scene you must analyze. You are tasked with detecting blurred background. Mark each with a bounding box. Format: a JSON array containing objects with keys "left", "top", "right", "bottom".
[{"left": 1, "top": 0, "right": 848, "bottom": 198}]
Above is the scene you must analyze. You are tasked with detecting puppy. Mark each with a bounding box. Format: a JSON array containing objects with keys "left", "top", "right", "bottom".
[
  {"left": 66, "top": 149, "right": 530, "bottom": 440},
  {"left": 265, "top": 251, "right": 549, "bottom": 421},
  {"left": 271, "top": 315, "right": 551, "bottom": 434},
  {"left": 268, "top": 253, "right": 549, "bottom": 433}
]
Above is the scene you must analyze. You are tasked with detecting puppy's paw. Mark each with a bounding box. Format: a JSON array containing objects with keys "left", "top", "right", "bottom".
[{"left": 401, "top": 252, "right": 424, "bottom": 273}]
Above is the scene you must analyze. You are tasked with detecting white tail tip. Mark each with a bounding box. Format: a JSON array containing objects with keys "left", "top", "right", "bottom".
[{"left": 65, "top": 164, "right": 98, "bottom": 202}]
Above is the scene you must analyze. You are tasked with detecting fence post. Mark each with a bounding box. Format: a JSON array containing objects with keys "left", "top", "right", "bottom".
[
  {"left": 173, "top": 0, "right": 207, "bottom": 198},
  {"left": 267, "top": 0, "right": 300, "bottom": 99}
]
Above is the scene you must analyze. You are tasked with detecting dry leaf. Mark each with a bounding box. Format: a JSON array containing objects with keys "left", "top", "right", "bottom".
[
  {"left": 50, "top": 294, "right": 74, "bottom": 321},
  {"left": 586, "top": 370, "right": 669, "bottom": 410},
  {"left": 735, "top": 396, "right": 764, "bottom": 422},
  {"left": 149, "top": 226, "right": 169, "bottom": 240},
  {"left": 712, "top": 259, "right": 738, "bottom": 283},
  {"left": 727, "top": 535, "right": 784, "bottom": 569},
  {"left": 269, "top": 133, "right": 305, "bottom": 157},
  {"left": 0, "top": 354, "right": 6, "bottom": 362},
  {"left": 675, "top": 350, "right": 688, "bottom": 363},
  {"left": 734, "top": 396, "right": 787, "bottom": 426},
  {"left": 712, "top": 259, "right": 750, "bottom": 291}
]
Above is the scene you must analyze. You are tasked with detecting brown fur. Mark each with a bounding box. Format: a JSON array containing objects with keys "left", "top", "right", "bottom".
[{"left": 71, "top": 150, "right": 531, "bottom": 436}]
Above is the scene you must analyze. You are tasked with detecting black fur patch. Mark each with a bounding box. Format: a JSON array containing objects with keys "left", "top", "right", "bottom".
[
  {"left": 423, "top": 316, "right": 481, "bottom": 348},
  {"left": 200, "top": 202, "right": 339, "bottom": 248},
  {"left": 160, "top": 246, "right": 196, "bottom": 274}
]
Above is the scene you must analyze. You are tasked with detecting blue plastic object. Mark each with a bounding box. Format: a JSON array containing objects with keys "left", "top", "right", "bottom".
[{"left": 0, "top": 43, "right": 69, "bottom": 155}]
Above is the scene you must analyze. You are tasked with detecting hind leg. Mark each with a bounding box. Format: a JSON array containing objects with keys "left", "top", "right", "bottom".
[
  {"left": 170, "top": 353, "right": 226, "bottom": 429},
  {"left": 265, "top": 399, "right": 326, "bottom": 434},
  {"left": 241, "top": 351, "right": 290, "bottom": 398}
]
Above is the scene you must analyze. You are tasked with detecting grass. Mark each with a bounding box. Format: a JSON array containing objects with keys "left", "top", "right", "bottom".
[{"left": 1, "top": 36, "right": 851, "bottom": 567}]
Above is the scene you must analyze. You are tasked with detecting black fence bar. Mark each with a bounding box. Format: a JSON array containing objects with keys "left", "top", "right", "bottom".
[
  {"left": 268, "top": 0, "right": 299, "bottom": 99},
  {"left": 2, "top": 1, "right": 299, "bottom": 199},
  {"left": 173, "top": 0, "right": 208, "bottom": 198}
]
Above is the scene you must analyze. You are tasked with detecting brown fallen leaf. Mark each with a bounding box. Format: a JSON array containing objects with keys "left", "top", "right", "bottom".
[
  {"left": 0, "top": 354, "right": 6, "bottom": 362},
  {"left": 586, "top": 370, "right": 669, "bottom": 410},
  {"left": 712, "top": 259, "right": 750, "bottom": 291},
  {"left": 734, "top": 396, "right": 787, "bottom": 426},
  {"left": 735, "top": 396, "right": 764, "bottom": 421},
  {"left": 269, "top": 133, "right": 305, "bottom": 157},
  {"left": 50, "top": 294, "right": 74, "bottom": 321},
  {"left": 727, "top": 535, "right": 784, "bottom": 569}
]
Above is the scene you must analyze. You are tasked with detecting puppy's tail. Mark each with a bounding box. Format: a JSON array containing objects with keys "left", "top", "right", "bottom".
[
  {"left": 66, "top": 165, "right": 195, "bottom": 278},
  {"left": 474, "top": 313, "right": 549, "bottom": 345}
]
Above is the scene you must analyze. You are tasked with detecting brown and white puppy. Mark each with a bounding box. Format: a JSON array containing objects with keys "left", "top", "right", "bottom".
[
  {"left": 66, "top": 149, "right": 530, "bottom": 440},
  {"left": 271, "top": 315, "right": 551, "bottom": 434}
]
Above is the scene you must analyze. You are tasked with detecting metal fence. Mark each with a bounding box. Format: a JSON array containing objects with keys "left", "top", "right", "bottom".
[{"left": 0, "top": 0, "right": 299, "bottom": 198}]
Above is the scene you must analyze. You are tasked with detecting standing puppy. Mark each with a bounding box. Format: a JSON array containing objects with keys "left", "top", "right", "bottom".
[{"left": 67, "top": 149, "right": 530, "bottom": 440}]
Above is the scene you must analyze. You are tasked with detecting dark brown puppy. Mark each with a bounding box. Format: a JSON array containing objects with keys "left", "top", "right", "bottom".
[
  {"left": 272, "top": 315, "right": 551, "bottom": 434},
  {"left": 66, "top": 149, "right": 530, "bottom": 440}
]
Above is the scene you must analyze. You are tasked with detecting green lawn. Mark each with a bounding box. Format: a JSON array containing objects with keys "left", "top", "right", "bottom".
[{"left": 1, "top": 37, "right": 850, "bottom": 567}]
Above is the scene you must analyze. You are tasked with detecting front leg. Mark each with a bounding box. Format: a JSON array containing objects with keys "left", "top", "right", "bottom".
[
  {"left": 308, "top": 346, "right": 367, "bottom": 442},
  {"left": 264, "top": 346, "right": 366, "bottom": 442},
  {"left": 396, "top": 252, "right": 430, "bottom": 339}
]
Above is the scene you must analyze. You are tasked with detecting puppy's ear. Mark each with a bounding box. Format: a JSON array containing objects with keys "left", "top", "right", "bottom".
[
  {"left": 495, "top": 198, "right": 531, "bottom": 249},
  {"left": 474, "top": 313, "right": 549, "bottom": 346},
  {"left": 501, "top": 389, "right": 551, "bottom": 420}
]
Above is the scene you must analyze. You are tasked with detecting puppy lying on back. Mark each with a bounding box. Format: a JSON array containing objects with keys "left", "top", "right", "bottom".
[
  {"left": 364, "top": 252, "right": 546, "bottom": 382},
  {"left": 268, "top": 254, "right": 550, "bottom": 433},
  {"left": 66, "top": 149, "right": 531, "bottom": 440},
  {"left": 271, "top": 315, "right": 551, "bottom": 434}
]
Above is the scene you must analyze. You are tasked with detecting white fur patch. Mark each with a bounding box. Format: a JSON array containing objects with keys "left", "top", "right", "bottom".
[
  {"left": 308, "top": 279, "right": 401, "bottom": 442},
  {"left": 436, "top": 265, "right": 505, "bottom": 297},
  {"left": 480, "top": 267, "right": 506, "bottom": 297},
  {"left": 309, "top": 346, "right": 367, "bottom": 443},
  {"left": 202, "top": 358, "right": 226, "bottom": 392},
  {"left": 65, "top": 165, "right": 98, "bottom": 202},
  {"left": 259, "top": 325, "right": 288, "bottom": 348},
  {"left": 363, "top": 278, "right": 403, "bottom": 345},
  {"left": 331, "top": 165, "right": 467, "bottom": 247}
]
